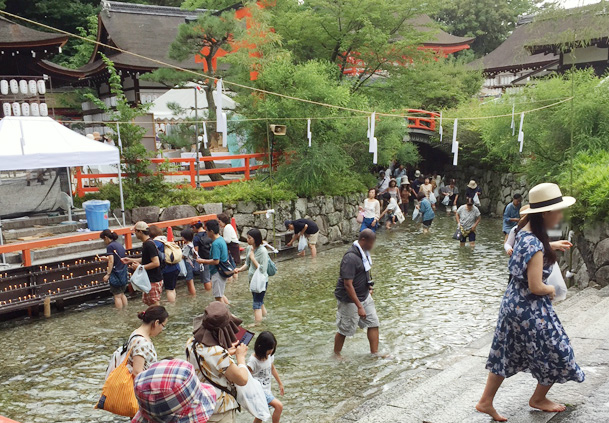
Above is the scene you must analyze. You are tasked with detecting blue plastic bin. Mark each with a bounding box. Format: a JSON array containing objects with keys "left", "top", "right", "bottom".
[{"left": 82, "top": 200, "right": 111, "bottom": 231}]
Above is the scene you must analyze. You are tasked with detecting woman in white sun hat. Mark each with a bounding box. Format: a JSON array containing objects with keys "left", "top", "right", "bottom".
[{"left": 476, "top": 183, "right": 585, "bottom": 422}]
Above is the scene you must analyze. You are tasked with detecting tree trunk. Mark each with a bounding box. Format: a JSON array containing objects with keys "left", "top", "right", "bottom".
[{"left": 201, "top": 71, "right": 223, "bottom": 182}]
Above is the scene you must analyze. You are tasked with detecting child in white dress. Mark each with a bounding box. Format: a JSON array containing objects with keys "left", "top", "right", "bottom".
[{"left": 247, "top": 331, "right": 284, "bottom": 423}]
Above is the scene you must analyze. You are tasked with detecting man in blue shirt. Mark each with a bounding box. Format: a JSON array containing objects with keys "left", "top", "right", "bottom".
[
  {"left": 503, "top": 194, "right": 522, "bottom": 240},
  {"left": 198, "top": 220, "right": 230, "bottom": 304}
]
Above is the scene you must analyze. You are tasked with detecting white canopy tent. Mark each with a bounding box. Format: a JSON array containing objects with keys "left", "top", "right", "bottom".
[
  {"left": 0, "top": 116, "right": 125, "bottom": 264},
  {"left": 149, "top": 83, "right": 236, "bottom": 121}
]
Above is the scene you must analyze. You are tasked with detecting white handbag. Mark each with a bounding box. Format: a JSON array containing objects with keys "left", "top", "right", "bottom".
[
  {"left": 250, "top": 267, "right": 268, "bottom": 294},
  {"left": 236, "top": 370, "right": 271, "bottom": 421},
  {"left": 130, "top": 265, "right": 151, "bottom": 293}
]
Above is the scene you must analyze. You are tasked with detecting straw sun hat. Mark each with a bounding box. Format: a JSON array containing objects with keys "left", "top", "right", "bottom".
[
  {"left": 467, "top": 180, "right": 478, "bottom": 189},
  {"left": 520, "top": 183, "right": 576, "bottom": 214}
]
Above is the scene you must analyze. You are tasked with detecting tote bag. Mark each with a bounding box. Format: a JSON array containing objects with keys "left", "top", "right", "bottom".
[
  {"left": 250, "top": 267, "right": 268, "bottom": 294},
  {"left": 130, "top": 265, "right": 151, "bottom": 293},
  {"left": 95, "top": 348, "right": 139, "bottom": 418},
  {"left": 297, "top": 235, "right": 308, "bottom": 252},
  {"left": 236, "top": 371, "right": 271, "bottom": 421},
  {"left": 356, "top": 211, "right": 365, "bottom": 224}
]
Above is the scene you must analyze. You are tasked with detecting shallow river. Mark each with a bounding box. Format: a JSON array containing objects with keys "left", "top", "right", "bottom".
[{"left": 0, "top": 215, "right": 509, "bottom": 423}]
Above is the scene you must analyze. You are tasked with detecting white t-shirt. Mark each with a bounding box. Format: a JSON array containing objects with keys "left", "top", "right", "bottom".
[
  {"left": 222, "top": 224, "right": 239, "bottom": 244},
  {"left": 247, "top": 354, "right": 274, "bottom": 394}
]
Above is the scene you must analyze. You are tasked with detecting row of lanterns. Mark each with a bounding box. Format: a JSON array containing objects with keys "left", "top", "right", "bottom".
[
  {"left": 2, "top": 102, "right": 49, "bottom": 117},
  {"left": 0, "top": 79, "right": 46, "bottom": 96}
]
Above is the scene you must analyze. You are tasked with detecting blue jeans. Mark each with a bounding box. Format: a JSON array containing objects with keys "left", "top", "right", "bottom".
[{"left": 360, "top": 217, "right": 378, "bottom": 232}]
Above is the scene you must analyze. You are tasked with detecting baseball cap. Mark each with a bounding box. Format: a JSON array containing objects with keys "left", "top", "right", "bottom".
[{"left": 133, "top": 221, "right": 149, "bottom": 232}]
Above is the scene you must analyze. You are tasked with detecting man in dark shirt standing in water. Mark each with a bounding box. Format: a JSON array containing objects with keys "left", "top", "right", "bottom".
[{"left": 333, "top": 229, "right": 379, "bottom": 357}]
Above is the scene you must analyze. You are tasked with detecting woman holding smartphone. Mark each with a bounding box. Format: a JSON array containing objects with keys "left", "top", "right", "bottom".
[
  {"left": 476, "top": 183, "right": 585, "bottom": 421},
  {"left": 236, "top": 228, "right": 270, "bottom": 323}
]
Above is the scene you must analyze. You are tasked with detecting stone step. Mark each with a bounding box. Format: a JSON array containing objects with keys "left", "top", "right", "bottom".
[
  {"left": 1, "top": 211, "right": 87, "bottom": 230},
  {"left": 3, "top": 222, "right": 88, "bottom": 242}
]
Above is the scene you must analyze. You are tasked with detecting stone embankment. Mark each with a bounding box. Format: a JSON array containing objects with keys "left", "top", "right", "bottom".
[
  {"left": 119, "top": 193, "right": 366, "bottom": 246},
  {"left": 338, "top": 286, "right": 609, "bottom": 423}
]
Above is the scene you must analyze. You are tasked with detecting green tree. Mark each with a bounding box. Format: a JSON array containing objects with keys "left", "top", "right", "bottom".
[
  {"left": 56, "top": 14, "right": 98, "bottom": 69},
  {"left": 434, "top": 0, "right": 540, "bottom": 56},
  {"left": 272, "top": 0, "right": 431, "bottom": 93}
]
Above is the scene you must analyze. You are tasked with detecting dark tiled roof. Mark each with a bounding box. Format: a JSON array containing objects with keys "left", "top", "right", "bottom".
[
  {"left": 468, "top": 22, "right": 558, "bottom": 74},
  {"left": 86, "top": 1, "right": 209, "bottom": 72},
  {"left": 0, "top": 16, "right": 68, "bottom": 48},
  {"left": 409, "top": 15, "right": 475, "bottom": 46}
]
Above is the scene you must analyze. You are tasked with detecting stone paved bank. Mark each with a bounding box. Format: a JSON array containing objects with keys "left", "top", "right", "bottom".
[{"left": 338, "top": 286, "right": 609, "bottom": 423}]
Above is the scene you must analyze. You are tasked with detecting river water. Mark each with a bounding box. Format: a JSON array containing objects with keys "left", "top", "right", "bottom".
[{"left": 0, "top": 215, "right": 509, "bottom": 423}]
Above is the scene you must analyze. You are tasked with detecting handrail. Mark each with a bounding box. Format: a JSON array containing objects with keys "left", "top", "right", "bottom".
[
  {"left": 0, "top": 214, "right": 218, "bottom": 267},
  {"left": 76, "top": 153, "right": 270, "bottom": 197}
]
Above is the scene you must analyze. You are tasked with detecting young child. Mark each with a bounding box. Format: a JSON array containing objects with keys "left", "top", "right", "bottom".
[
  {"left": 180, "top": 228, "right": 198, "bottom": 296},
  {"left": 247, "top": 331, "right": 284, "bottom": 423}
]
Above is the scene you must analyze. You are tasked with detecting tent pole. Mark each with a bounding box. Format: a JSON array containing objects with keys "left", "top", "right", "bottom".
[
  {"left": 0, "top": 216, "right": 6, "bottom": 265},
  {"left": 117, "top": 160, "right": 126, "bottom": 227},
  {"left": 194, "top": 87, "right": 200, "bottom": 189},
  {"left": 65, "top": 167, "right": 75, "bottom": 223}
]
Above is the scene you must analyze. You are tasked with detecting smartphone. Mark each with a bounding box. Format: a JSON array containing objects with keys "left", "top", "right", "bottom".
[{"left": 235, "top": 326, "right": 255, "bottom": 346}]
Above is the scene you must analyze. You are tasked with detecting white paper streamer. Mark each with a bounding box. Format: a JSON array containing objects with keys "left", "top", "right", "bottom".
[
  {"left": 221, "top": 112, "right": 228, "bottom": 147},
  {"left": 215, "top": 79, "right": 223, "bottom": 132},
  {"left": 453, "top": 142, "right": 459, "bottom": 166},
  {"left": 202, "top": 122, "right": 209, "bottom": 149},
  {"left": 510, "top": 104, "right": 515, "bottom": 136},
  {"left": 372, "top": 137, "right": 378, "bottom": 164},
  {"left": 307, "top": 118, "right": 312, "bottom": 147},
  {"left": 439, "top": 111, "right": 443, "bottom": 142},
  {"left": 451, "top": 118, "right": 458, "bottom": 153},
  {"left": 518, "top": 112, "right": 525, "bottom": 152},
  {"left": 369, "top": 112, "right": 376, "bottom": 148},
  {"left": 366, "top": 116, "right": 371, "bottom": 139}
]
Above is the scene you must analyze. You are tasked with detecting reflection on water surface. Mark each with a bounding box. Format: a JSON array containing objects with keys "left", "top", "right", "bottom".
[{"left": 0, "top": 215, "right": 508, "bottom": 423}]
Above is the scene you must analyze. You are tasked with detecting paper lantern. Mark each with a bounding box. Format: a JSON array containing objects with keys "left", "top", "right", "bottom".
[
  {"left": 0, "top": 80, "right": 8, "bottom": 95},
  {"left": 37, "top": 80, "right": 46, "bottom": 94},
  {"left": 40, "top": 103, "right": 48, "bottom": 117},
  {"left": 21, "top": 103, "right": 30, "bottom": 116},
  {"left": 19, "top": 80, "right": 28, "bottom": 95},
  {"left": 12, "top": 102, "right": 21, "bottom": 116},
  {"left": 28, "top": 80, "right": 37, "bottom": 95},
  {"left": 30, "top": 102, "right": 40, "bottom": 116},
  {"left": 9, "top": 79, "right": 18, "bottom": 94},
  {"left": 3, "top": 103, "right": 11, "bottom": 116}
]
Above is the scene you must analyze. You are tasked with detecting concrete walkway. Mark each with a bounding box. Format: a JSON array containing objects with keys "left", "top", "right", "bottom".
[{"left": 338, "top": 286, "right": 609, "bottom": 423}]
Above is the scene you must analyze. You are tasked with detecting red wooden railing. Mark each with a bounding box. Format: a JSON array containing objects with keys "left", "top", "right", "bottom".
[
  {"left": 0, "top": 214, "right": 217, "bottom": 267},
  {"left": 406, "top": 109, "right": 440, "bottom": 132},
  {"left": 75, "top": 153, "right": 269, "bottom": 197}
]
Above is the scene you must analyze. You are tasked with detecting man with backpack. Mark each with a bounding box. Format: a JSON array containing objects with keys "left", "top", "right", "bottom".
[
  {"left": 197, "top": 220, "right": 232, "bottom": 304},
  {"left": 149, "top": 225, "right": 182, "bottom": 304},
  {"left": 192, "top": 221, "right": 213, "bottom": 292},
  {"left": 333, "top": 229, "right": 380, "bottom": 358}
]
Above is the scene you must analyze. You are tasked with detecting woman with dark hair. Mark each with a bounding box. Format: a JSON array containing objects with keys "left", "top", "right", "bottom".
[
  {"left": 218, "top": 213, "right": 241, "bottom": 267},
  {"left": 477, "top": 183, "right": 584, "bottom": 422},
  {"left": 236, "top": 228, "right": 270, "bottom": 323},
  {"left": 186, "top": 302, "right": 249, "bottom": 423},
  {"left": 359, "top": 188, "right": 380, "bottom": 232},
  {"left": 100, "top": 229, "right": 128, "bottom": 309},
  {"left": 129, "top": 305, "right": 168, "bottom": 378}
]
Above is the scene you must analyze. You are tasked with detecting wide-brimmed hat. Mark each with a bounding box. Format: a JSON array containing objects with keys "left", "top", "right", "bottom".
[
  {"left": 467, "top": 180, "right": 478, "bottom": 189},
  {"left": 520, "top": 183, "right": 576, "bottom": 214},
  {"left": 400, "top": 177, "right": 410, "bottom": 186},
  {"left": 414, "top": 170, "right": 421, "bottom": 178},
  {"left": 193, "top": 302, "right": 242, "bottom": 350},
  {"left": 132, "top": 359, "right": 216, "bottom": 423},
  {"left": 519, "top": 204, "right": 530, "bottom": 216},
  {"left": 389, "top": 178, "right": 397, "bottom": 186}
]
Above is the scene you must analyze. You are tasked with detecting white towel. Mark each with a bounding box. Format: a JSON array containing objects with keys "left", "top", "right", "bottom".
[{"left": 354, "top": 240, "right": 372, "bottom": 272}]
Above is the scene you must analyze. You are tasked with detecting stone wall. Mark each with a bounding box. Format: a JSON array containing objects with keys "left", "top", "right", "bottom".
[
  {"left": 563, "top": 222, "right": 609, "bottom": 288},
  {"left": 223, "top": 193, "right": 366, "bottom": 245},
  {"left": 124, "top": 193, "right": 366, "bottom": 247}
]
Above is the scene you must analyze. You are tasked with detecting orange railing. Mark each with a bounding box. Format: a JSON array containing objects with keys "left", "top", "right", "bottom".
[
  {"left": 76, "top": 153, "right": 269, "bottom": 197},
  {"left": 406, "top": 109, "right": 441, "bottom": 132},
  {"left": 0, "top": 214, "right": 217, "bottom": 267}
]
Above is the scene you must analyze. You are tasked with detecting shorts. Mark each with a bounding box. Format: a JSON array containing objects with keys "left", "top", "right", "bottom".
[
  {"left": 200, "top": 264, "right": 211, "bottom": 285},
  {"left": 163, "top": 269, "right": 179, "bottom": 290},
  {"left": 460, "top": 231, "right": 476, "bottom": 242},
  {"left": 422, "top": 219, "right": 434, "bottom": 228},
  {"left": 306, "top": 232, "right": 319, "bottom": 245},
  {"left": 228, "top": 242, "right": 241, "bottom": 265},
  {"left": 211, "top": 272, "right": 227, "bottom": 298},
  {"left": 143, "top": 281, "right": 163, "bottom": 306},
  {"left": 336, "top": 295, "right": 379, "bottom": 337},
  {"left": 185, "top": 261, "right": 194, "bottom": 281},
  {"left": 265, "top": 391, "right": 275, "bottom": 404},
  {"left": 252, "top": 286, "right": 267, "bottom": 310},
  {"left": 109, "top": 283, "right": 126, "bottom": 296}
]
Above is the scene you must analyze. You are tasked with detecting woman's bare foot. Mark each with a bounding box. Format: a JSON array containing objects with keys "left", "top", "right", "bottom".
[
  {"left": 475, "top": 401, "right": 508, "bottom": 422},
  {"left": 529, "top": 397, "right": 566, "bottom": 413}
]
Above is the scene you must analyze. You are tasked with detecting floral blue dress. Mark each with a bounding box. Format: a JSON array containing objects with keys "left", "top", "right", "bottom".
[{"left": 486, "top": 230, "right": 585, "bottom": 385}]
